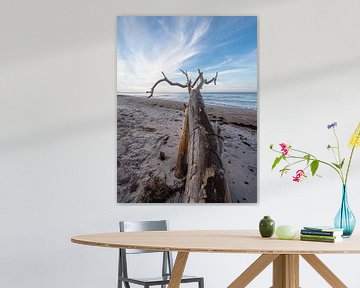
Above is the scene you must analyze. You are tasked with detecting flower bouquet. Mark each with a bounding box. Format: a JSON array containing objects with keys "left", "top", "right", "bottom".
[{"left": 270, "top": 122, "right": 360, "bottom": 237}]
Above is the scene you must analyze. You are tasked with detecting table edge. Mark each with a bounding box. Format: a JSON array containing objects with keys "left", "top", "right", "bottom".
[{"left": 71, "top": 236, "right": 360, "bottom": 255}]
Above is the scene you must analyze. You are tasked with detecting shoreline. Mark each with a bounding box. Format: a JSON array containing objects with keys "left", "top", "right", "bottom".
[
  {"left": 118, "top": 94, "right": 257, "bottom": 130},
  {"left": 117, "top": 93, "right": 258, "bottom": 110},
  {"left": 117, "top": 94, "right": 257, "bottom": 203}
]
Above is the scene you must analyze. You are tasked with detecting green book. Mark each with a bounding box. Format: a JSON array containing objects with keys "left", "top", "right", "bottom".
[
  {"left": 300, "top": 234, "right": 340, "bottom": 240},
  {"left": 300, "top": 235, "right": 342, "bottom": 243}
]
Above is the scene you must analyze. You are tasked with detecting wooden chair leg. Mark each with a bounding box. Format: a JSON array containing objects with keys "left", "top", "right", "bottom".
[
  {"left": 228, "top": 254, "right": 279, "bottom": 288},
  {"left": 168, "top": 252, "right": 189, "bottom": 288},
  {"left": 301, "top": 254, "right": 347, "bottom": 288}
]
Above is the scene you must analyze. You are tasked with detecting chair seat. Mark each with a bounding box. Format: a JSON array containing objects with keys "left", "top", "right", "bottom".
[{"left": 119, "top": 274, "right": 203, "bottom": 286}]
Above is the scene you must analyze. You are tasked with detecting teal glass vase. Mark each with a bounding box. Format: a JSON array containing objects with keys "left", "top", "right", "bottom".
[{"left": 334, "top": 185, "right": 356, "bottom": 237}]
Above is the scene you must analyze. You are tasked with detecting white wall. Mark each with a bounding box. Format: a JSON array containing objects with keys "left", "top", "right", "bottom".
[{"left": 1, "top": 0, "right": 360, "bottom": 287}]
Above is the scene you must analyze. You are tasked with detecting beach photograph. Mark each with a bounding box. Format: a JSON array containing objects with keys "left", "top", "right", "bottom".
[{"left": 117, "top": 16, "right": 257, "bottom": 203}]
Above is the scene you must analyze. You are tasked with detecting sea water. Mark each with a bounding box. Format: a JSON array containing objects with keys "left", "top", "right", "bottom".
[{"left": 118, "top": 92, "right": 257, "bottom": 110}]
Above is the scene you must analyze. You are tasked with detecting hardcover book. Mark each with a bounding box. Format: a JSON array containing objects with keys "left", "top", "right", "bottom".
[
  {"left": 301, "top": 229, "right": 343, "bottom": 237},
  {"left": 300, "top": 236, "right": 343, "bottom": 243},
  {"left": 303, "top": 226, "right": 344, "bottom": 232},
  {"left": 300, "top": 234, "right": 341, "bottom": 240}
]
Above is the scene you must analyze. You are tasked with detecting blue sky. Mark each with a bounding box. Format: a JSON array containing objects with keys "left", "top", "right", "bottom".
[{"left": 117, "top": 16, "right": 257, "bottom": 93}]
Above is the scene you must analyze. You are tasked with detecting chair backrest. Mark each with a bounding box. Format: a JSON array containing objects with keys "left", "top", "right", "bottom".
[
  {"left": 119, "top": 220, "right": 168, "bottom": 254},
  {"left": 118, "top": 220, "right": 173, "bottom": 283}
]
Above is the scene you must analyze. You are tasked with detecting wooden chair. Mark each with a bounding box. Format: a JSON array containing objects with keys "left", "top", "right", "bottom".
[{"left": 118, "top": 220, "right": 204, "bottom": 288}]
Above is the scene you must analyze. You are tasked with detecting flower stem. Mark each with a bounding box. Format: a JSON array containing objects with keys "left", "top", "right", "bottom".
[
  {"left": 333, "top": 128, "right": 345, "bottom": 181},
  {"left": 330, "top": 148, "right": 338, "bottom": 164},
  {"left": 270, "top": 147, "right": 344, "bottom": 182},
  {"left": 291, "top": 148, "right": 317, "bottom": 159},
  {"left": 286, "top": 147, "right": 344, "bottom": 183},
  {"left": 333, "top": 128, "right": 342, "bottom": 164},
  {"left": 345, "top": 146, "right": 356, "bottom": 185},
  {"left": 285, "top": 155, "right": 344, "bottom": 182},
  {"left": 284, "top": 159, "right": 306, "bottom": 169}
]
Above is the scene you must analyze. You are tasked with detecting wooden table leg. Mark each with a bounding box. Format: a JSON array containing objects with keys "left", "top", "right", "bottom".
[
  {"left": 272, "top": 254, "right": 299, "bottom": 288},
  {"left": 228, "top": 254, "right": 279, "bottom": 288},
  {"left": 288, "top": 255, "right": 299, "bottom": 288},
  {"left": 301, "top": 254, "right": 347, "bottom": 288},
  {"left": 168, "top": 252, "right": 189, "bottom": 288}
]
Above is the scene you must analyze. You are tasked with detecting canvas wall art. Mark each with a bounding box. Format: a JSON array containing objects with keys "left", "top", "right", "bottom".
[{"left": 117, "top": 16, "right": 257, "bottom": 203}]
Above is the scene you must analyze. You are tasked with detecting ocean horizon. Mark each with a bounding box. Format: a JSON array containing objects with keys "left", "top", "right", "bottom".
[{"left": 117, "top": 92, "right": 257, "bottom": 110}]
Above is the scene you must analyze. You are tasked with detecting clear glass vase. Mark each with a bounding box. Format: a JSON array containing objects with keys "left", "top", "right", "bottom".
[{"left": 334, "top": 185, "right": 356, "bottom": 237}]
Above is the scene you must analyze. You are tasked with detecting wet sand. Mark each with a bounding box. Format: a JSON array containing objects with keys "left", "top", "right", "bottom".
[{"left": 117, "top": 94, "right": 257, "bottom": 203}]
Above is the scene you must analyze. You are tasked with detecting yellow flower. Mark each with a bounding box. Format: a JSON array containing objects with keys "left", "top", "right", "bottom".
[{"left": 349, "top": 122, "right": 360, "bottom": 148}]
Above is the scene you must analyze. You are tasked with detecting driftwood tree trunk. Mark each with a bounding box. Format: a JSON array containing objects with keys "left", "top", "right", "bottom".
[
  {"left": 148, "top": 69, "right": 230, "bottom": 203},
  {"left": 182, "top": 88, "right": 230, "bottom": 203},
  {"left": 174, "top": 106, "right": 189, "bottom": 178}
]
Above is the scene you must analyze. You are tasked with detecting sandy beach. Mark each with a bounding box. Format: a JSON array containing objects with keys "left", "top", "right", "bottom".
[{"left": 117, "top": 94, "right": 257, "bottom": 203}]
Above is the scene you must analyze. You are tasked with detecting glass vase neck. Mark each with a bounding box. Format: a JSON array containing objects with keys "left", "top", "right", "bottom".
[
  {"left": 342, "top": 184, "right": 347, "bottom": 194},
  {"left": 335, "top": 184, "right": 356, "bottom": 237},
  {"left": 342, "top": 185, "right": 348, "bottom": 203}
]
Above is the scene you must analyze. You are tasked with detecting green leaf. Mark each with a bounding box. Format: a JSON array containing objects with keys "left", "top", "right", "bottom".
[
  {"left": 271, "top": 156, "right": 282, "bottom": 170},
  {"left": 270, "top": 144, "right": 274, "bottom": 149},
  {"left": 332, "top": 163, "right": 341, "bottom": 169},
  {"left": 339, "top": 159, "right": 345, "bottom": 169},
  {"left": 310, "top": 160, "right": 319, "bottom": 176},
  {"left": 304, "top": 154, "right": 311, "bottom": 164},
  {"left": 332, "top": 159, "right": 345, "bottom": 169}
]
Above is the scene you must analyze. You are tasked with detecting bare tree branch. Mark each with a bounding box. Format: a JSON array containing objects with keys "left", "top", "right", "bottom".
[
  {"left": 147, "top": 69, "right": 219, "bottom": 97},
  {"left": 146, "top": 72, "right": 187, "bottom": 98},
  {"left": 191, "top": 70, "right": 218, "bottom": 90},
  {"left": 191, "top": 69, "right": 202, "bottom": 88},
  {"left": 197, "top": 70, "right": 205, "bottom": 90},
  {"left": 179, "top": 69, "right": 189, "bottom": 83},
  {"left": 205, "top": 72, "right": 218, "bottom": 85},
  {"left": 180, "top": 69, "right": 193, "bottom": 94}
]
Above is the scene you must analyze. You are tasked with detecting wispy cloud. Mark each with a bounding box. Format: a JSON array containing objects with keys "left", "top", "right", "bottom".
[
  {"left": 117, "top": 16, "right": 257, "bottom": 93},
  {"left": 203, "top": 49, "right": 257, "bottom": 92},
  {"left": 117, "top": 17, "right": 211, "bottom": 92}
]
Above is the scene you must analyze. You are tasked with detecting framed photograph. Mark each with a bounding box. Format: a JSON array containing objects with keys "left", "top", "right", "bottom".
[{"left": 117, "top": 16, "right": 257, "bottom": 203}]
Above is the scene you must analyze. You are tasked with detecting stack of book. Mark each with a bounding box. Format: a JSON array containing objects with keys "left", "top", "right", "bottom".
[{"left": 300, "top": 226, "right": 344, "bottom": 243}]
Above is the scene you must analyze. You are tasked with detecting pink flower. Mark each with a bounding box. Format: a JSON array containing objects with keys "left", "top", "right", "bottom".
[
  {"left": 293, "top": 170, "right": 306, "bottom": 182},
  {"left": 279, "top": 143, "right": 289, "bottom": 155}
]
